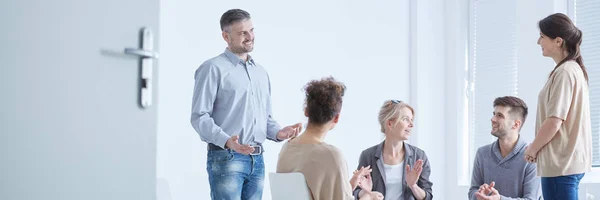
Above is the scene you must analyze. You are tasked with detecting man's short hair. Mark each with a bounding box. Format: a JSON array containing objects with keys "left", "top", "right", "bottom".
[
  {"left": 220, "top": 9, "right": 251, "bottom": 32},
  {"left": 493, "top": 96, "right": 528, "bottom": 130}
]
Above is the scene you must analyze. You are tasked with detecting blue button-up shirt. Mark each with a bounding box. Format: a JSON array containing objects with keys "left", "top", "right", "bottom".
[{"left": 191, "top": 48, "right": 282, "bottom": 149}]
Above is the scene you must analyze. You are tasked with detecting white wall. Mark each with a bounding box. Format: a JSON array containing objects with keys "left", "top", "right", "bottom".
[
  {"left": 409, "top": 0, "right": 447, "bottom": 198},
  {"left": 444, "top": 0, "right": 470, "bottom": 198},
  {"left": 157, "top": 0, "right": 414, "bottom": 199}
]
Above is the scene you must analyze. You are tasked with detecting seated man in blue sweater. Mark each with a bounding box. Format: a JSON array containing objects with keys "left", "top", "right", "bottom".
[{"left": 468, "top": 96, "right": 540, "bottom": 200}]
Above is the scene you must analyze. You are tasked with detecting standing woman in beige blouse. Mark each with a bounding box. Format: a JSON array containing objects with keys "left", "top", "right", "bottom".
[{"left": 524, "top": 13, "right": 592, "bottom": 200}]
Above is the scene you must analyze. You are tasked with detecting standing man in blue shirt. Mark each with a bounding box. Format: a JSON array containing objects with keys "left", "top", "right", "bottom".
[{"left": 190, "top": 8, "right": 302, "bottom": 200}]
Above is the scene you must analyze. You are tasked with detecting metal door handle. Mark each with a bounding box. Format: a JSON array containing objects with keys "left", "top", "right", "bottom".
[
  {"left": 124, "top": 48, "right": 159, "bottom": 59},
  {"left": 124, "top": 27, "right": 157, "bottom": 109}
]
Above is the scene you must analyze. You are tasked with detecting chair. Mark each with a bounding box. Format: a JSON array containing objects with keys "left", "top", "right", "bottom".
[{"left": 269, "top": 172, "right": 312, "bottom": 200}]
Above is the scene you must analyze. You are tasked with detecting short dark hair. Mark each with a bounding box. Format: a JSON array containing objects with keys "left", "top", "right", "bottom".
[
  {"left": 493, "top": 96, "right": 528, "bottom": 129},
  {"left": 220, "top": 9, "right": 251, "bottom": 32},
  {"left": 304, "top": 77, "right": 346, "bottom": 125}
]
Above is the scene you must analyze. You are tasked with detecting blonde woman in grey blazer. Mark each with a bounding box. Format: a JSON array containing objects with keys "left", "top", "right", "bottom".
[{"left": 353, "top": 100, "right": 433, "bottom": 200}]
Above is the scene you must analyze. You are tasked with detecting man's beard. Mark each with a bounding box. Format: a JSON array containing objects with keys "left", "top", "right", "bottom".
[
  {"left": 491, "top": 129, "right": 507, "bottom": 138},
  {"left": 231, "top": 41, "right": 253, "bottom": 53}
]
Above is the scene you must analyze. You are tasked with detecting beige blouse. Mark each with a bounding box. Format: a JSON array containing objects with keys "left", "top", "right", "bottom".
[
  {"left": 276, "top": 140, "right": 354, "bottom": 200},
  {"left": 535, "top": 60, "right": 592, "bottom": 177}
]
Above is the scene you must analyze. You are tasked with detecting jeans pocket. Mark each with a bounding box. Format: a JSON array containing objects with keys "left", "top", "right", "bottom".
[{"left": 208, "top": 150, "right": 234, "bottom": 163}]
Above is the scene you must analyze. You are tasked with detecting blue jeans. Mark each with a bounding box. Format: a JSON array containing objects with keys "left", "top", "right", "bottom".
[
  {"left": 541, "top": 173, "right": 585, "bottom": 200},
  {"left": 207, "top": 150, "right": 264, "bottom": 200}
]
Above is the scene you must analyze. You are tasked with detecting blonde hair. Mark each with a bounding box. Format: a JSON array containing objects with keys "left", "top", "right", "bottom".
[{"left": 378, "top": 100, "right": 415, "bottom": 133}]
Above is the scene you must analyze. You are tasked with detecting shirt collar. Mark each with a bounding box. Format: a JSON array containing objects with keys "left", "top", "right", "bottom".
[
  {"left": 223, "top": 48, "right": 255, "bottom": 67},
  {"left": 492, "top": 135, "right": 526, "bottom": 161}
]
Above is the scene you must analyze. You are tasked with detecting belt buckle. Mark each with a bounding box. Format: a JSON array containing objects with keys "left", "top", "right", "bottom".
[{"left": 250, "top": 145, "right": 262, "bottom": 155}]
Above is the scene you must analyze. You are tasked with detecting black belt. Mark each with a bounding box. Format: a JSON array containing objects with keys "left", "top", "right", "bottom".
[{"left": 208, "top": 143, "right": 264, "bottom": 155}]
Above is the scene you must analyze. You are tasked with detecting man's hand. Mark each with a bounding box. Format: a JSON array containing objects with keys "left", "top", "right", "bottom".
[
  {"left": 475, "top": 182, "right": 500, "bottom": 200},
  {"left": 225, "top": 135, "right": 254, "bottom": 155},
  {"left": 477, "top": 181, "right": 495, "bottom": 195},
  {"left": 276, "top": 123, "right": 303, "bottom": 140}
]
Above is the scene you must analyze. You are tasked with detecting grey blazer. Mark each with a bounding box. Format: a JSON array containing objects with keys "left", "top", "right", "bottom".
[{"left": 353, "top": 141, "right": 433, "bottom": 200}]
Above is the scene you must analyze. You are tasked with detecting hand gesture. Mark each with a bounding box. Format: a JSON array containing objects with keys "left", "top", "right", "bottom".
[
  {"left": 524, "top": 146, "right": 537, "bottom": 163},
  {"left": 406, "top": 159, "right": 424, "bottom": 187},
  {"left": 225, "top": 135, "right": 254, "bottom": 155},
  {"left": 360, "top": 191, "right": 384, "bottom": 200},
  {"left": 350, "top": 166, "right": 372, "bottom": 190},
  {"left": 277, "top": 123, "right": 303, "bottom": 140},
  {"left": 354, "top": 167, "right": 374, "bottom": 192},
  {"left": 475, "top": 181, "right": 500, "bottom": 200}
]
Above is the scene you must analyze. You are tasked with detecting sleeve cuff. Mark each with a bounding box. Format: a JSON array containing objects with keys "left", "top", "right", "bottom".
[
  {"left": 214, "top": 132, "right": 231, "bottom": 149},
  {"left": 353, "top": 188, "right": 362, "bottom": 200},
  {"left": 267, "top": 126, "right": 282, "bottom": 142}
]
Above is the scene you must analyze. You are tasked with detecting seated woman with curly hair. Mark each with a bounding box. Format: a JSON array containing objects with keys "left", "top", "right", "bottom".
[{"left": 276, "top": 77, "right": 383, "bottom": 200}]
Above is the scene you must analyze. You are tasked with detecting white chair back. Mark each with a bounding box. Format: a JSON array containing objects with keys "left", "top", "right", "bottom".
[{"left": 268, "top": 172, "right": 312, "bottom": 200}]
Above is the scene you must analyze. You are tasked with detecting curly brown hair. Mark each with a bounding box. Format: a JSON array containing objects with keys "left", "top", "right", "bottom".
[{"left": 304, "top": 77, "right": 346, "bottom": 125}]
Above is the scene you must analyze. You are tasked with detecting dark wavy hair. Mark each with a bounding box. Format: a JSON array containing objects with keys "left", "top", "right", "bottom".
[{"left": 304, "top": 77, "right": 346, "bottom": 125}]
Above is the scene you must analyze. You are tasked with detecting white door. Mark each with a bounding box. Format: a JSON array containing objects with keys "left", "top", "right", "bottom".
[{"left": 0, "top": 0, "right": 159, "bottom": 199}]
